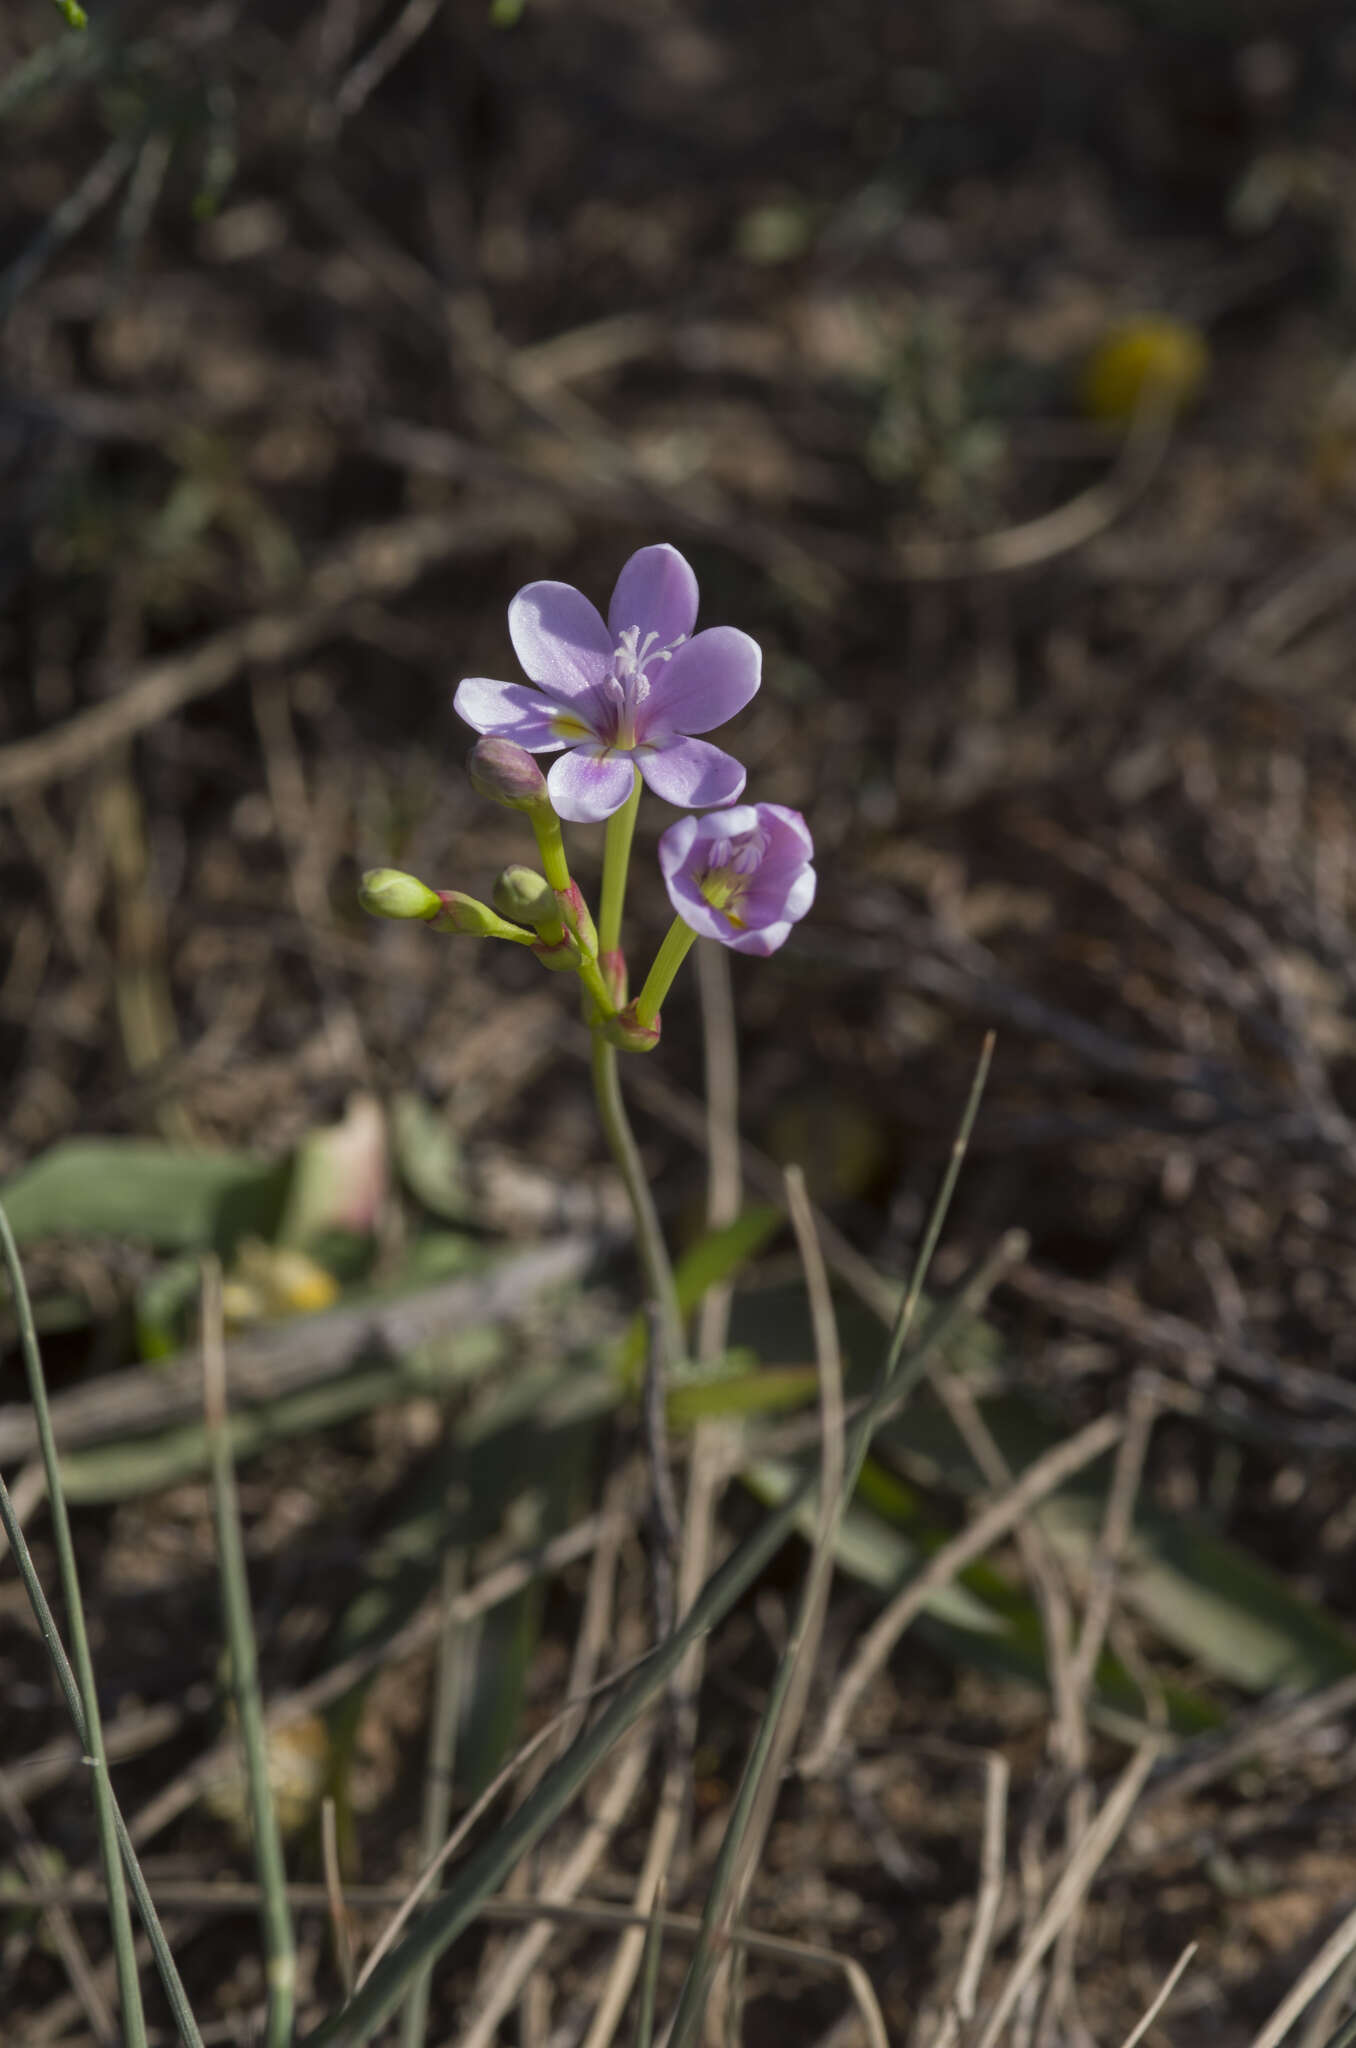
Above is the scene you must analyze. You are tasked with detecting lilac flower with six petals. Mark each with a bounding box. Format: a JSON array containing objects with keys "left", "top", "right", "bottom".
[
  {"left": 454, "top": 545, "right": 760, "bottom": 824},
  {"left": 658, "top": 803, "right": 815, "bottom": 956}
]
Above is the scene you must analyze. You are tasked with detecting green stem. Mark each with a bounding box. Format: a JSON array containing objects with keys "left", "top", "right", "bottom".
[
  {"left": 599, "top": 768, "right": 641, "bottom": 960},
  {"left": 202, "top": 1273, "right": 296, "bottom": 2048},
  {"left": 0, "top": 1204, "right": 148, "bottom": 2048},
  {"left": 530, "top": 809, "right": 572, "bottom": 896},
  {"left": 590, "top": 1033, "right": 684, "bottom": 1368},
  {"left": 634, "top": 918, "right": 698, "bottom": 1029},
  {"left": 575, "top": 950, "right": 617, "bottom": 1020},
  {"left": 0, "top": 1466, "right": 206, "bottom": 2048}
]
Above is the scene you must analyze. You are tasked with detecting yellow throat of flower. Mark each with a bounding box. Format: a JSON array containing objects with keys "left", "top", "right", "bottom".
[{"left": 697, "top": 865, "right": 749, "bottom": 928}]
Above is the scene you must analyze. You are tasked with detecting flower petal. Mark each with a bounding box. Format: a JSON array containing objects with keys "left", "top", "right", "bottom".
[
  {"left": 453, "top": 677, "right": 573, "bottom": 750},
  {"left": 756, "top": 804, "right": 815, "bottom": 861},
  {"left": 727, "top": 919, "right": 795, "bottom": 956},
  {"left": 638, "top": 736, "right": 747, "bottom": 810},
  {"left": 638, "top": 626, "right": 761, "bottom": 738},
  {"left": 662, "top": 865, "right": 745, "bottom": 945},
  {"left": 508, "top": 582, "right": 613, "bottom": 704},
  {"left": 607, "top": 544, "right": 699, "bottom": 648},
  {"left": 547, "top": 747, "right": 639, "bottom": 824},
  {"left": 745, "top": 860, "right": 817, "bottom": 928}
]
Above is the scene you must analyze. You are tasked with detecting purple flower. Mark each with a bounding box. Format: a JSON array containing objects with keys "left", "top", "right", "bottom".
[
  {"left": 658, "top": 803, "right": 815, "bottom": 956},
  {"left": 453, "top": 544, "right": 761, "bottom": 824}
]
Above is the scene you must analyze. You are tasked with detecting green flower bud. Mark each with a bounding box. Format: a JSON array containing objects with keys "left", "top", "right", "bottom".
[
  {"left": 492, "top": 865, "right": 559, "bottom": 930},
  {"left": 360, "top": 869, "right": 440, "bottom": 921},
  {"left": 429, "top": 890, "right": 526, "bottom": 939},
  {"left": 469, "top": 738, "right": 550, "bottom": 813}
]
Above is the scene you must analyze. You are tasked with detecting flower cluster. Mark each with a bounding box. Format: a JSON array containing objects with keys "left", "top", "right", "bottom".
[{"left": 361, "top": 542, "right": 815, "bottom": 1046}]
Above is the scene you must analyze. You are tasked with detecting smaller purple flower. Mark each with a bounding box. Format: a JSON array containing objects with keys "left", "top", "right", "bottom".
[
  {"left": 658, "top": 803, "right": 815, "bottom": 956},
  {"left": 454, "top": 544, "right": 760, "bottom": 824}
]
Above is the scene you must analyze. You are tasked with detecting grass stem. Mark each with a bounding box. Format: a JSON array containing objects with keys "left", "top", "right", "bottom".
[
  {"left": 201, "top": 1259, "right": 296, "bottom": 2048},
  {"left": 0, "top": 1201, "right": 148, "bottom": 2047}
]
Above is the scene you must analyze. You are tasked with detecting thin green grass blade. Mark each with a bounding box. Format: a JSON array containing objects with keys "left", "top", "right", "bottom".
[
  {"left": 398, "top": 1550, "right": 467, "bottom": 2048},
  {"left": 0, "top": 1467, "right": 206, "bottom": 2045},
  {"left": 0, "top": 1201, "right": 148, "bottom": 2046},
  {"left": 200, "top": 1262, "right": 296, "bottom": 2048},
  {"left": 302, "top": 1066, "right": 1002, "bottom": 2048},
  {"left": 300, "top": 1471, "right": 818, "bottom": 2047},
  {"left": 667, "top": 1045, "right": 995, "bottom": 2048},
  {"left": 631, "top": 1893, "right": 665, "bottom": 2048}
]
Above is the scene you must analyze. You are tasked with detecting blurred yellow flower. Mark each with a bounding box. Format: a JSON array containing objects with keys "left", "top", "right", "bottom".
[
  {"left": 1080, "top": 318, "right": 1209, "bottom": 423},
  {"left": 221, "top": 1240, "right": 340, "bottom": 1326}
]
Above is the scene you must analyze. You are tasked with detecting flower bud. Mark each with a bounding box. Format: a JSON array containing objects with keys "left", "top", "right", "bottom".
[
  {"left": 493, "top": 865, "right": 559, "bottom": 930},
  {"left": 602, "top": 1001, "right": 661, "bottom": 1054},
  {"left": 469, "top": 737, "right": 550, "bottom": 813},
  {"left": 360, "top": 868, "right": 440, "bottom": 921},
  {"left": 428, "top": 889, "right": 520, "bottom": 938}
]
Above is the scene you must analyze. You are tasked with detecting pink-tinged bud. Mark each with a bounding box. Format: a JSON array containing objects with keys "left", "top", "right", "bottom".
[
  {"left": 601, "top": 948, "right": 628, "bottom": 1007},
  {"left": 532, "top": 933, "right": 580, "bottom": 972},
  {"left": 554, "top": 879, "right": 598, "bottom": 956},
  {"left": 493, "top": 865, "right": 559, "bottom": 930},
  {"left": 469, "top": 737, "right": 550, "bottom": 813},
  {"left": 602, "top": 1001, "right": 661, "bottom": 1054},
  {"left": 360, "top": 868, "right": 441, "bottom": 920},
  {"left": 429, "top": 890, "right": 518, "bottom": 938}
]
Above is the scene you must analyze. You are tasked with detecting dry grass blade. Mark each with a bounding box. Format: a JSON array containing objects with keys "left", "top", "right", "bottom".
[
  {"left": 969, "top": 1739, "right": 1161, "bottom": 2048},
  {"left": 804, "top": 1409, "right": 1125, "bottom": 1775},
  {"left": 0, "top": 1202, "right": 148, "bottom": 2047},
  {"left": 578, "top": 1438, "right": 725, "bottom": 2048},
  {"left": 892, "top": 387, "right": 1175, "bottom": 579},
  {"left": 398, "top": 1546, "right": 468, "bottom": 2048},
  {"left": 0, "top": 1765, "right": 117, "bottom": 2046},
  {"left": 1301, "top": 1952, "right": 1356, "bottom": 2048},
  {"left": 451, "top": 1731, "right": 654, "bottom": 2048},
  {"left": 321, "top": 1799, "right": 355, "bottom": 2000},
  {"left": 1071, "top": 1375, "right": 1159, "bottom": 1700},
  {"left": 0, "top": 502, "right": 555, "bottom": 801},
  {"left": 127, "top": 1512, "right": 623, "bottom": 1852},
  {"left": 1115, "top": 1943, "right": 1197, "bottom": 2048},
  {"left": 353, "top": 1645, "right": 650, "bottom": 1995},
  {"left": 1248, "top": 1903, "right": 1356, "bottom": 2048},
  {"left": 665, "top": 1163, "right": 847, "bottom": 2048},
  {"left": 930, "top": 1752, "right": 1009, "bottom": 2048}
]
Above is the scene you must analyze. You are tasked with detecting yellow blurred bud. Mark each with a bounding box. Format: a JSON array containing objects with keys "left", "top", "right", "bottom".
[{"left": 1080, "top": 318, "right": 1209, "bottom": 423}]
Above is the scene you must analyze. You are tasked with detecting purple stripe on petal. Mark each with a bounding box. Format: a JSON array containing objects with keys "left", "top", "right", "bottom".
[
  {"left": 453, "top": 678, "right": 571, "bottom": 751},
  {"left": 508, "top": 583, "right": 613, "bottom": 704},
  {"left": 547, "top": 747, "right": 638, "bottom": 824},
  {"left": 638, "top": 626, "right": 761, "bottom": 738},
  {"left": 638, "top": 736, "right": 747, "bottom": 810},
  {"left": 607, "top": 544, "right": 699, "bottom": 649}
]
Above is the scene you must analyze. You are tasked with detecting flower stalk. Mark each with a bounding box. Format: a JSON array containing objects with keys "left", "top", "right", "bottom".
[{"left": 634, "top": 918, "right": 698, "bottom": 1031}]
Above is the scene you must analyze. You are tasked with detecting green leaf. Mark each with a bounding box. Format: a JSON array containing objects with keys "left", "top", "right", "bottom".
[
  {"left": 1, "top": 1142, "right": 289, "bottom": 1254},
  {"left": 880, "top": 1393, "right": 1356, "bottom": 1694}
]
